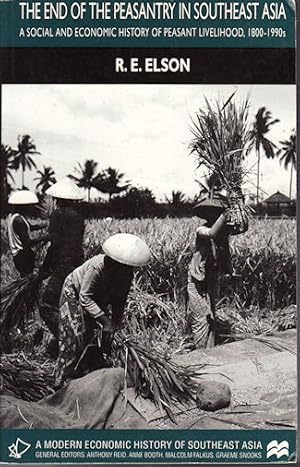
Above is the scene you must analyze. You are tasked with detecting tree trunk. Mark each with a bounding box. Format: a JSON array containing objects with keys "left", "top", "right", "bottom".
[
  {"left": 289, "top": 162, "right": 293, "bottom": 199},
  {"left": 22, "top": 167, "right": 24, "bottom": 188},
  {"left": 256, "top": 148, "right": 260, "bottom": 205},
  {"left": 88, "top": 187, "right": 91, "bottom": 203}
]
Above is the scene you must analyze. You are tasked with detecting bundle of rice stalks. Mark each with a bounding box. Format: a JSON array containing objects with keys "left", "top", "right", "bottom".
[
  {"left": 111, "top": 331, "right": 205, "bottom": 421},
  {"left": 218, "top": 333, "right": 296, "bottom": 355},
  {"left": 0, "top": 353, "right": 55, "bottom": 401},
  {"left": 123, "top": 279, "right": 186, "bottom": 353},
  {"left": 215, "top": 304, "right": 296, "bottom": 342},
  {"left": 0, "top": 272, "right": 43, "bottom": 337},
  {"left": 190, "top": 94, "right": 253, "bottom": 228},
  {"left": 272, "top": 305, "right": 296, "bottom": 331},
  {"left": 190, "top": 94, "right": 252, "bottom": 191}
]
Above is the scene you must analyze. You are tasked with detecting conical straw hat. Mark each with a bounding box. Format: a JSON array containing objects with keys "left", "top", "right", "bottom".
[
  {"left": 46, "top": 177, "right": 83, "bottom": 200},
  {"left": 8, "top": 190, "right": 39, "bottom": 205},
  {"left": 194, "top": 196, "right": 227, "bottom": 218},
  {"left": 103, "top": 233, "right": 151, "bottom": 267}
]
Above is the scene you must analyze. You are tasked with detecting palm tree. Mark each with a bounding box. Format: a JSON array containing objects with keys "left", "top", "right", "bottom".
[
  {"left": 166, "top": 190, "right": 186, "bottom": 207},
  {"left": 34, "top": 166, "right": 56, "bottom": 193},
  {"left": 277, "top": 131, "right": 296, "bottom": 199},
  {"left": 0, "top": 145, "right": 16, "bottom": 215},
  {"left": 249, "top": 108, "right": 279, "bottom": 204},
  {"left": 95, "top": 167, "right": 130, "bottom": 202},
  {"left": 165, "top": 190, "right": 187, "bottom": 216},
  {"left": 70, "top": 159, "right": 98, "bottom": 202},
  {"left": 12, "top": 135, "right": 40, "bottom": 188}
]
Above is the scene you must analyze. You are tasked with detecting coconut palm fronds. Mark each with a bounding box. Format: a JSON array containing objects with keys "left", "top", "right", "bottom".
[
  {"left": 0, "top": 353, "right": 55, "bottom": 401},
  {"left": 112, "top": 332, "right": 206, "bottom": 420},
  {"left": 0, "top": 273, "right": 42, "bottom": 334}
]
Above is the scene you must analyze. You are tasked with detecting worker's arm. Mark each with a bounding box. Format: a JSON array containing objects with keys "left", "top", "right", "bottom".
[
  {"left": 13, "top": 217, "right": 49, "bottom": 247},
  {"left": 79, "top": 266, "right": 107, "bottom": 316},
  {"left": 196, "top": 212, "right": 228, "bottom": 240},
  {"left": 79, "top": 267, "right": 114, "bottom": 332}
]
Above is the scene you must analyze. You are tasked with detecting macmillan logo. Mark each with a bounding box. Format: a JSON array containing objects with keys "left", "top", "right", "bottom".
[
  {"left": 8, "top": 437, "right": 31, "bottom": 459},
  {"left": 266, "top": 440, "right": 289, "bottom": 460}
]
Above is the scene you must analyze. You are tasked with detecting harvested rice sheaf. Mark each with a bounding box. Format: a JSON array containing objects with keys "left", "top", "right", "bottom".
[
  {"left": 0, "top": 353, "right": 55, "bottom": 401},
  {"left": 111, "top": 331, "right": 207, "bottom": 420}
]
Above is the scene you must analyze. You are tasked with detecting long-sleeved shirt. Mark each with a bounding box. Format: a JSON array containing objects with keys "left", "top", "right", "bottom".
[{"left": 69, "top": 254, "right": 132, "bottom": 325}]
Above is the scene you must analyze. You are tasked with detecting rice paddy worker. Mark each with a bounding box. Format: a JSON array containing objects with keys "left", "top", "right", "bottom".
[
  {"left": 187, "top": 197, "right": 236, "bottom": 349},
  {"left": 7, "top": 190, "right": 48, "bottom": 277},
  {"left": 55, "top": 233, "right": 151, "bottom": 387},
  {"left": 39, "top": 177, "right": 85, "bottom": 338}
]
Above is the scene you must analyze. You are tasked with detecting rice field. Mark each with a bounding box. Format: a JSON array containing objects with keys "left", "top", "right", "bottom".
[
  {"left": 0, "top": 216, "right": 297, "bottom": 353},
  {"left": 83, "top": 216, "right": 296, "bottom": 309}
]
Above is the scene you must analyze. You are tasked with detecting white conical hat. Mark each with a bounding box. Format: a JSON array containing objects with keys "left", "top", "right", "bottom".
[
  {"left": 8, "top": 190, "right": 39, "bottom": 205},
  {"left": 103, "top": 233, "right": 151, "bottom": 267},
  {"left": 46, "top": 177, "right": 83, "bottom": 200}
]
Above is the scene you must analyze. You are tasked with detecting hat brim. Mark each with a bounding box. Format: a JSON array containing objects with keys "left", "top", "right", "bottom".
[
  {"left": 102, "top": 233, "right": 151, "bottom": 267},
  {"left": 8, "top": 191, "right": 39, "bottom": 205},
  {"left": 45, "top": 178, "right": 84, "bottom": 200}
]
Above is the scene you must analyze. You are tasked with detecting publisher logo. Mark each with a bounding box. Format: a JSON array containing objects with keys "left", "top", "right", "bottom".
[
  {"left": 266, "top": 440, "right": 289, "bottom": 459},
  {"left": 8, "top": 438, "right": 31, "bottom": 459}
]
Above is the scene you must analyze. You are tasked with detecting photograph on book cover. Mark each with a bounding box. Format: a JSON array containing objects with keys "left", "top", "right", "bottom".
[
  {"left": 0, "top": 0, "right": 297, "bottom": 465},
  {"left": 0, "top": 82, "right": 297, "bottom": 460}
]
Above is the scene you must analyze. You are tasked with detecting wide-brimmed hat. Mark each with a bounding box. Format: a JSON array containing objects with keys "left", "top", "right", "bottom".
[
  {"left": 8, "top": 190, "right": 39, "bottom": 205},
  {"left": 193, "top": 196, "right": 227, "bottom": 218},
  {"left": 46, "top": 177, "right": 83, "bottom": 200},
  {"left": 103, "top": 233, "right": 151, "bottom": 267}
]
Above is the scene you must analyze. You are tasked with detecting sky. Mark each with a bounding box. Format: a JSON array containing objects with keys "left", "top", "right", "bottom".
[{"left": 2, "top": 84, "right": 296, "bottom": 201}]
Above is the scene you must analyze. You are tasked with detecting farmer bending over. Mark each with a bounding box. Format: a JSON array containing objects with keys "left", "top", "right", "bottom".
[
  {"left": 7, "top": 190, "right": 48, "bottom": 277},
  {"left": 55, "top": 233, "right": 151, "bottom": 387},
  {"left": 187, "top": 196, "right": 247, "bottom": 348},
  {"left": 39, "top": 178, "right": 85, "bottom": 338}
]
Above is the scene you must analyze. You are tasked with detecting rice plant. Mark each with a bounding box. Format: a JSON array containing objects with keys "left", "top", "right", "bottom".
[
  {"left": 1, "top": 216, "right": 296, "bottom": 348},
  {"left": 190, "top": 94, "right": 253, "bottom": 195}
]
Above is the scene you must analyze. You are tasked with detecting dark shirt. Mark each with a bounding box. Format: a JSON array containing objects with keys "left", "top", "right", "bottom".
[{"left": 46, "top": 206, "right": 84, "bottom": 268}]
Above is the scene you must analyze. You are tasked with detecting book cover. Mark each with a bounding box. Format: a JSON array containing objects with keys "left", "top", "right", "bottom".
[{"left": 0, "top": 0, "right": 297, "bottom": 464}]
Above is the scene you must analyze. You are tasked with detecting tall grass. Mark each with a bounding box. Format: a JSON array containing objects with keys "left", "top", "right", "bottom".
[
  {"left": 82, "top": 217, "right": 296, "bottom": 310},
  {"left": 1, "top": 216, "right": 296, "bottom": 310}
]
